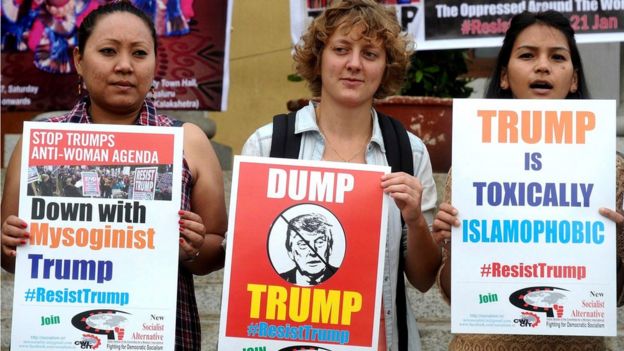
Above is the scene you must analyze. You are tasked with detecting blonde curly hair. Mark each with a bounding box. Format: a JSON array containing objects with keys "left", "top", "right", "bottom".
[{"left": 293, "top": 0, "right": 412, "bottom": 99}]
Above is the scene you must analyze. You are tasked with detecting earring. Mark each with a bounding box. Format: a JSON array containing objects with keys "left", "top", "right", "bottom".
[{"left": 77, "top": 76, "right": 83, "bottom": 95}]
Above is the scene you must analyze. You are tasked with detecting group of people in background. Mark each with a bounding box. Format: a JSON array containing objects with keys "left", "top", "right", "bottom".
[{"left": 1, "top": 1, "right": 622, "bottom": 350}]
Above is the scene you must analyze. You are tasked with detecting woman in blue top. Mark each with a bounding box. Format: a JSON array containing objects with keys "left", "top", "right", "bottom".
[{"left": 242, "top": 1, "right": 441, "bottom": 350}]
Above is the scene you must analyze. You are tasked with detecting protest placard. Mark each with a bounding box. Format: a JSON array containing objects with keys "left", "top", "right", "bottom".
[
  {"left": 219, "top": 156, "right": 390, "bottom": 350},
  {"left": 132, "top": 167, "right": 159, "bottom": 200},
  {"left": 11, "top": 122, "right": 183, "bottom": 350},
  {"left": 451, "top": 99, "right": 616, "bottom": 336},
  {"left": 80, "top": 171, "right": 100, "bottom": 197}
]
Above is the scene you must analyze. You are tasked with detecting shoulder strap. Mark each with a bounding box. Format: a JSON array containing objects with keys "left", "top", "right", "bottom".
[
  {"left": 377, "top": 111, "right": 414, "bottom": 175},
  {"left": 171, "top": 119, "right": 185, "bottom": 127},
  {"left": 377, "top": 111, "right": 413, "bottom": 351},
  {"left": 270, "top": 112, "right": 301, "bottom": 159}
]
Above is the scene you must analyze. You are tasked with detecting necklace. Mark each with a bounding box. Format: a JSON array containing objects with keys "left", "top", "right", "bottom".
[
  {"left": 324, "top": 137, "right": 367, "bottom": 162},
  {"left": 316, "top": 106, "right": 371, "bottom": 163}
]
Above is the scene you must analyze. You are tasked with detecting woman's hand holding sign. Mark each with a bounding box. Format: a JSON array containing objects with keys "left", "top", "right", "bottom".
[{"left": 178, "top": 210, "right": 207, "bottom": 263}]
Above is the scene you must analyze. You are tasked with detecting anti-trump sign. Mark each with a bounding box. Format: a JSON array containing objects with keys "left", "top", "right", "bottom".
[
  {"left": 11, "top": 122, "right": 183, "bottom": 350},
  {"left": 451, "top": 99, "right": 616, "bottom": 336},
  {"left": 219, "top": 156, "right": 390, "bottom": 350}
]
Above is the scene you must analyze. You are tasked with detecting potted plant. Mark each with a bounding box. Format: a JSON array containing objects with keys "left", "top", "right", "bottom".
[
  {"left": 373, "top": 49, "right": 473, "bottom": 173},
  {"left": 287, "top": 49, "right": 474, "bottom": 172}
]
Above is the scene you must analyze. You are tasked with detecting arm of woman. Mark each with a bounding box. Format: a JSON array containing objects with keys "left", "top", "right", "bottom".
[
  {"left": 402, "top": 199, "right": 442, "bottom": 293},
  {"left": 607, "top": 153, "right": 624, "bottom": 306},
  {"left": 433, "top": 201, "right": 460, "bottom": 302},
  {"left": 381, "top": 148, "right": 441, "bottom": 292},
  {"left": 599, "top": 206, "right": 624, "bottom": 306},
  {"left": 178, "top": 123, "right": 227, "bottom": 275},
  {"left": 1, "top": 138, "right": 26, "bottom": 273},
  {"left": 432, "top": 170, "right": 457, "bottom": 302}
]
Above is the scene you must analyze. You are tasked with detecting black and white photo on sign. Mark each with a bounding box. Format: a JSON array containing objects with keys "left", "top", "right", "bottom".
[{"left": 267, "top": 203, "right": 346, "bottom": 286}]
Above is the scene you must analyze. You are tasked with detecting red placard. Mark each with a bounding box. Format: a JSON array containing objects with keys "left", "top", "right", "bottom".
[{"left": 219, "top": 156, "right": 390, "bottom": 350}]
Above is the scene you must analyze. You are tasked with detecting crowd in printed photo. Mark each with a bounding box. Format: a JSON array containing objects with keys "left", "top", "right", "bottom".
[{"left": 26, "top": 164, "right": 174, "bottom": 201}]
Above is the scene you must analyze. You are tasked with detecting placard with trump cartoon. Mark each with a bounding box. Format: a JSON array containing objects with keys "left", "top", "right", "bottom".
[{"left": 219, "top": 156, "right": 390, "bottom": 351}]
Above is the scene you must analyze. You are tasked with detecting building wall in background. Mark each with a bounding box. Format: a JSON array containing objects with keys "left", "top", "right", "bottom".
[
  {"left": 208, "top": 1, "right": 623, "bottom": 157},
  {"left": 209, "top": 1, "right": 310, "bottom": 156}
]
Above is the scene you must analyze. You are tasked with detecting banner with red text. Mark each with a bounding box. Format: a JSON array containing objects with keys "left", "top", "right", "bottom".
[
  {"left": 219, "top": 156, "right": 390, "bottom": 350},
  {"left": 1, "top": 0, "right": 232, "bottom": 111},
  {"left": 451, "top": 99, "right": 616, "bottom": 335},
  {"left": 290, "top": 1, "right": 624, "bottom": 50},
  {"left": 11, "top": 122, "right": 183, "bottom": 350}
]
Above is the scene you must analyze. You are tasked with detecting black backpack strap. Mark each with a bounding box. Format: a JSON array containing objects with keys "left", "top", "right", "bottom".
[
  {"left": 377, "top": 112, "right": 414, "bottom": 175},
  {"left": 170, "top": 119, "right": 185, "bottom": 127},
  {"left": 378, "top": 111, "right": 413, "bottom": 351},
  {"left": 270, "top": 112, "right": 301, "bottom": 159}
]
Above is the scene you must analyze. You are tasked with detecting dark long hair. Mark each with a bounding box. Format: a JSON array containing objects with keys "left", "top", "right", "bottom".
[
  {"left": 77, "top": 1, "right": 157, "bottom": 55},
  {"left": 485, "top": 11, "right": 589, "bottom": 99}
]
